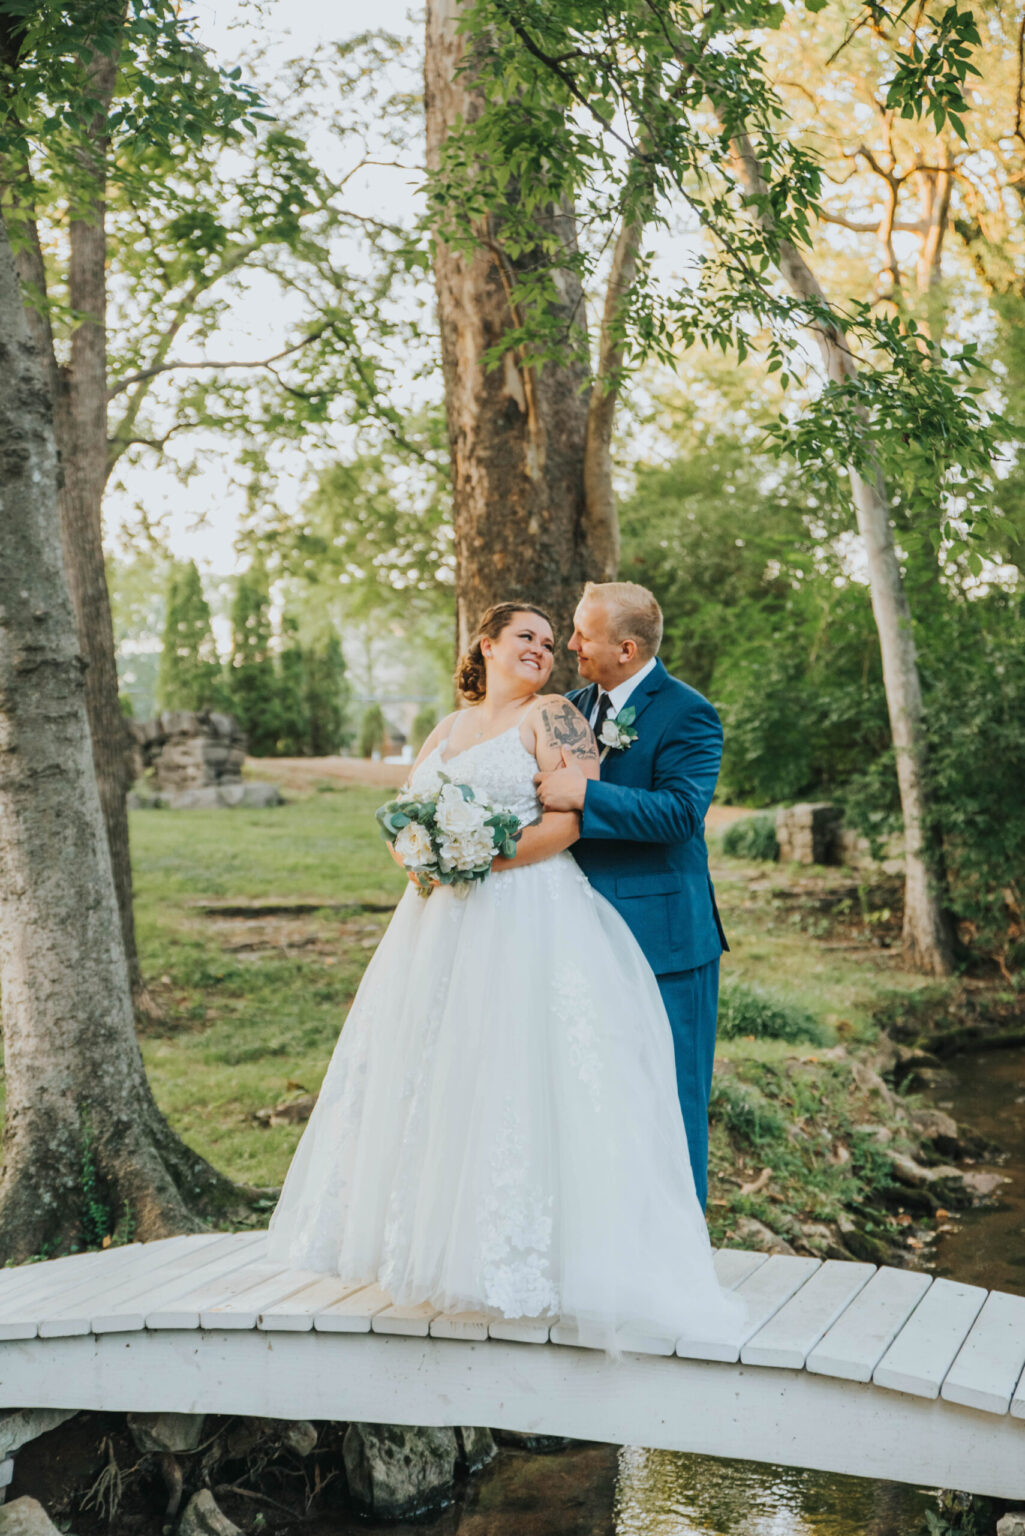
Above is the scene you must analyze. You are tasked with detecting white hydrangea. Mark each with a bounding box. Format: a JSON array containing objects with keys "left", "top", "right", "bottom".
[
  {"left": 394, "top": 820, "right": 437, "bottom": 869},
  {"left": 434, "top": 781, "right": 490, "bottom": 838}
]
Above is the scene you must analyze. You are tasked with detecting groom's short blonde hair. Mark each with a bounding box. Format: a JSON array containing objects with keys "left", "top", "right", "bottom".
[{"left": 583, "top": 581, "right": 663, "bottom": 660}]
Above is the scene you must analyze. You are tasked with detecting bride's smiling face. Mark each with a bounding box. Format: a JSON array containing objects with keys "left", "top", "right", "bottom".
[{"left": 482, "top": 612, "right": 555, "bottom": 693}]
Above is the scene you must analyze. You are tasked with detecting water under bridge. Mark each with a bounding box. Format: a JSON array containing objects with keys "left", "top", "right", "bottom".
[{"left": 1, "top": 1232, "right": 1023, "bottom": 1499}]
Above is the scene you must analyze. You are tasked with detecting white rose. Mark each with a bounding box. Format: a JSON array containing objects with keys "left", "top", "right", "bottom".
[
  {"left": 394, "top": 820, "right": 437, "bottom": 868},
  {"left": 599, "top": 717, "right": 622, "bottom": 747},
  {"left": 435, "top": 782, "right": 488, "bottom": 837}
]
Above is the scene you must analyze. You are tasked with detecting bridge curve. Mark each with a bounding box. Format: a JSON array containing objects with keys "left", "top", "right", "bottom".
[{"left": 1, "top": 1234, "right": 1023, "bottom": 1498}]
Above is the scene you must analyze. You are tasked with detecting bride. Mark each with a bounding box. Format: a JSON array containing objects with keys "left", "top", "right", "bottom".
[{"left": 268, "top": 601, "right": 737, "bottom": 1349}]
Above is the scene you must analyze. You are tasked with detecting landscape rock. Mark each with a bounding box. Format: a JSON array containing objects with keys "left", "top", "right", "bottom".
[
  {"left": 343, "top": 1424, "right": 459, "bottom": 1519},
  {"left": 909, "top": 1107, "right": 960, "bottom": 1152},
  {"left": 885, "top": 1152, "right": 973, "bottom": 1207},
  {"left": 775, "top": 803, "right": 843, "bottom": 865},
  {"left": 960, "top": 1169, "right": 1010, "bottom": 1200},
  {"left": 281, "top": 1420, "right": 318, "bottom": 1457},
  {"left": 177, "top": 1490, "right": 242, "bottom": 1536},
  {"left": 457, "top": 1426, "right": 497, "bottom": 1472},
  {"left": 731, "top": 1217, "right": 797, "bottom": 1256},
  {"left": 128, "top": 1411, "right": 205, "bottom": 1454},
  {"left": 849, "top": 1061, "right": 895, "bottom": 1106},
  {"left": 254, "top": 1093, "right": 317, "bottom": 1128},
  {"left": 0, "top": 1499, "right": 65, "bottom": 1536},
  {"left": 997, "top": 1513, "right": 1025, "bottom": 1536},
  {"left": 163, "top": 783, "right": 282, "bottom": 810},
  {"left": 0, "top": 1411, "right": 77, "bottom": 1460}
]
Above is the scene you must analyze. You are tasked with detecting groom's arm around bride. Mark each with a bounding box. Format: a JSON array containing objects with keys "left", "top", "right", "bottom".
[{"left": 534, "top": 580, "right": 728, "bottom": 1209}]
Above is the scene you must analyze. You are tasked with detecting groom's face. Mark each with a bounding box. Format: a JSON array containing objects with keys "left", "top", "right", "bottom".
[{"left": 568, "top": 599, "right": 625, "bottom": 690}]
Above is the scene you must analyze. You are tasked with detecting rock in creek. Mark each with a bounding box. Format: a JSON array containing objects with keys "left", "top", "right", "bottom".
[
  {"left": 997, "top": 1514, "right": 1025, "bottom": 1536},
  {"left": 0, "top": 1499, "right": 67, "bottom": 1536},
  {"left": 457, "top": 1426, "right": 497, "bottom": 1472},
  {"left": 177, "top": 1489, "right": 243, "bottom": 1536},
  {"left": 127, "top": 1411, "right": 205, "bottom": 1454},
  {"left": 343, "top": 1424, "right": 459, "bottom": 1518},
  {"left": 0, "top": 1412, "right": 77, "bottom": 1461}
]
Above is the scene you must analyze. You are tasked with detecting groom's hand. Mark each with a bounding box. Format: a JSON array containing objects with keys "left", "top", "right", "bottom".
[{"left": 534, "top": 749, "right": 587, "bottom": 812}]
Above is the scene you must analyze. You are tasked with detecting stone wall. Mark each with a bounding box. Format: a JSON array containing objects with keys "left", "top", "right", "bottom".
[{"left": 129, "top": 711, "right": 246, "bottom": 791}]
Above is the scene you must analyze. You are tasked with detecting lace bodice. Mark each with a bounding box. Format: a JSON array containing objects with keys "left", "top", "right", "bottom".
[{"left": 410, "top": 723, "right": 541, "bottom": 827}]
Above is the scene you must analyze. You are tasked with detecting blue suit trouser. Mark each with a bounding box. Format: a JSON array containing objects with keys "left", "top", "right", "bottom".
[{"left": 657, "top": 957, "right": 720, "bottom": 1210}]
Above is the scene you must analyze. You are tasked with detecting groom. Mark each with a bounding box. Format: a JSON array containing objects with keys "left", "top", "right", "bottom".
[{"left": 534, "top": 580, "right": 728, "bottom": 1208}]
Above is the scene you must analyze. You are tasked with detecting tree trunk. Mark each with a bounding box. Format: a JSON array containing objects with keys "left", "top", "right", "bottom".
[
  {"left": 0, "top": 214, "right": 248, "bottom": 1261},
  {"left": 29, "top": 10, "right": 145, "bottom": 1003},
  {"left": 729, "top": 131, "right": 955, "bottom": 975},
  {"left": 425, "top": 0, "right": 618, "bottom": 686}
]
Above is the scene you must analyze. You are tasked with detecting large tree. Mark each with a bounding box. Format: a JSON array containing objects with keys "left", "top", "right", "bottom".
[
  {"left": 2, "top": 8, "right": 423, "bottom": 999},
  {"left": 0, "top": 206, "right": 244, "bottom": 1261},
  {"left": 426, "top": 0, "right": 641, "bottom": 681},
  {"left": 426, "top": 0, "right": 998, "bottom": 973}
]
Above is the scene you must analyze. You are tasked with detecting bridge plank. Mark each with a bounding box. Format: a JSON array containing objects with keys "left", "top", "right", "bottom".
[
  {"left": 143, "top": 1236, "right": 269, "bottom": 1329},
  {"left": 873, "top": 1277, "right": 987, "bottom": 1399},
  {"left": 0, "top": 1242, "right": 142, "bottom": 1312},
  {"left": 1011, "top": 1366, "right": 1025, "bottom": 1420},
  {"left": 741, "top": 1260, "right": 876, "bottom": 1369},
  {"left": 148, "top": 1253, "right": 285, "bottom": 1330},
  {"left": 713, "top": 1249, "right": 769, "bottom": 1289},
  {"left": 97, "top": 1234, "right": 267, "bottom": 1331},
  {"left": 487, "top": 1315, "right": 551, "bottom": 1344},
  {"left": 37, "top": 1236, "right": 208, "bottom": 1338},
  {"left": 942, "top": 1292, "right": 1025, "bottom": 1416},
  {"left": 431, "top": 1311, "right": 490, "bottom": 1342},
  {"left": 258, "top": 1275, "right": 369, "bottom": 1332},
  {"left": 548, "top": 1318, "right": 677, "bottom": 1355},
  {"left": 676, "top": 1254, "right": 821, "bottom": 1363},
  {"left": 201, "top": 1266, "right": 337, "bottom": 1330},
  {"left": 313, "top": 1283, "right": 392, "bottom": 1333},
  {"left": 373, "top": 1301, "right": 439, "bottom": 1337},
  {"left": 82, "top": 1234, "right": 252, "bottom": 1333},
  {"left": 0, "top": 1242, "right": 148, "bottom": 1336},
  {"left": 806, "top": 1266, "right": 933, "bottom": 1382}
]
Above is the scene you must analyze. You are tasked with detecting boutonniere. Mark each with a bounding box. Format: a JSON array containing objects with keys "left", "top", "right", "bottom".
[{"left": 598, "top": 705, "right": 638, "bottom": 762}]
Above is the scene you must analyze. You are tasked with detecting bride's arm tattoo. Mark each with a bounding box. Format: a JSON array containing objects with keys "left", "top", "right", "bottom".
[{"left": 538, "top": 700, "right": 600, "bottom": 770}]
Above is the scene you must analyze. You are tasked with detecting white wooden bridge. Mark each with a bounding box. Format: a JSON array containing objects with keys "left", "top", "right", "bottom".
[{"left": 2, "top": 1232, "right": 1024, "bottom": 1498}]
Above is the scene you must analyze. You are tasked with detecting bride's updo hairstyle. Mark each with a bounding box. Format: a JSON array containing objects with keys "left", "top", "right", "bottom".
[{"left": 455, "top": 601, "right": 555, "bottom": 702}]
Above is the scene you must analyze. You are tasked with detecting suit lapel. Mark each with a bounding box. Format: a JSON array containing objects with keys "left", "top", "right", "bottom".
[{"left": 620, "top": 659, "right": 668, "bottom": 734}]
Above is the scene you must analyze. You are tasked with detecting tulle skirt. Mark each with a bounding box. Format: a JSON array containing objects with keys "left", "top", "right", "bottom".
[{"left": 268, "top": 851, "right": 739, "bottom": 1350}]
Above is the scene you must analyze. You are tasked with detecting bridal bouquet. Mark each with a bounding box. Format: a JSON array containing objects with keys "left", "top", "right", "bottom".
[{"left": 376, "top": 777, "right": 521, "bottom": 898}]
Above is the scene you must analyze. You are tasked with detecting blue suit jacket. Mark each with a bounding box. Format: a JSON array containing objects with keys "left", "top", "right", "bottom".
[{"left": 568, "top": 659, "right": 728, "bottom": 977}]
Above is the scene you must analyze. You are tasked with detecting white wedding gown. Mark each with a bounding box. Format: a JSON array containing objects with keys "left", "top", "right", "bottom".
[{"left": 268, "top": 723, "right": 739, "bottom": 1350}]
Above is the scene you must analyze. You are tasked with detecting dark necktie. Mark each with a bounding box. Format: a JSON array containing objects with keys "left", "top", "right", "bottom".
[{"left": 592, "top": 691, "right": 613, "bottom": 743}]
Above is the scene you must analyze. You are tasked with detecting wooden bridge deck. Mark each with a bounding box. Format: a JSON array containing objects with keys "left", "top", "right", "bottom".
[{"left": 1, "top": 1233, "right": 1024, "bottom": 1497}]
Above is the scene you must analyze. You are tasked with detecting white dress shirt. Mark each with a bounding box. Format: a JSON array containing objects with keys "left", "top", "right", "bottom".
[{"left": 588, "top": 655, "right": 657, "bottom": 726}]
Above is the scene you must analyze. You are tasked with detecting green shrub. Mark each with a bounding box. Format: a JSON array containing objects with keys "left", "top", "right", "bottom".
[
  {"left": 722, "top": 813, "right": 779, "bottom": 861},
  {"left": 718, "top": 979, "right": 826, "bottom": 1044}
]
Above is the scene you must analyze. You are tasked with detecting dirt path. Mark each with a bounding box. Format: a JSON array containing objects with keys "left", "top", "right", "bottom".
[{"left": 246, "top": 756, "right": 752, "bottom": 829}]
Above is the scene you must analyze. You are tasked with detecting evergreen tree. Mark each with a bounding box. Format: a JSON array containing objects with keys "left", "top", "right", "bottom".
[
  {"left": 358, "top": 703, "right": 386, "bottom": 760},
  {"left": 156, "top": 561, "right": 222, "bottom": 713},
  {"left": 276, "top": 617, "right": 310, "bottom": 756},
  {"left": 411, "top": 705, "right": 436, "bottom": 754},
  {"left": 305, "top": 634, "right": 350, "bottom": 756},
  {"left": 228, "top": 559, "right": 279, "bottom": 756}
]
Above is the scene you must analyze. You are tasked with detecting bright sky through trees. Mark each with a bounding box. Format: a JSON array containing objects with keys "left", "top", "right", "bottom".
[{"left": 106, "top": 0, "right": 422, "bottom": 575}]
